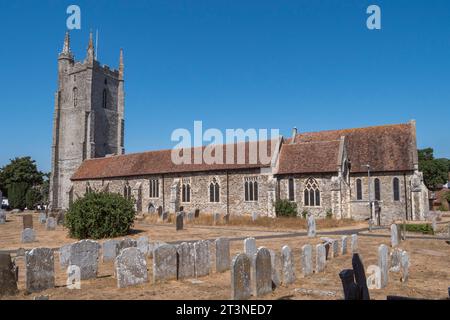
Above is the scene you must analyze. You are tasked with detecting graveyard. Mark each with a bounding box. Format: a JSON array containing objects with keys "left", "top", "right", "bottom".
[{"left": 0, "top": 210, "right": 449, "bottom": 300}]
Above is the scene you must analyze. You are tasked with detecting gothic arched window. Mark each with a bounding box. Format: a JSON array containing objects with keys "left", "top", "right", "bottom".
[
  {"left": 393, "top": 177, "right": 400, "bottom": 201},
  {"left": 123, "top": 183, "right": 132, "bottom": 200},
  {"left": 85, "top": 182, "right": 92, "bottom": 195},
  {"left": 356, "top": 178, "right": 363, "bottom": 200},
  {"left": 374, "top": 178, "right": 381, "bottom": 201},
  {"left": 244, "top": 177, "right": 258, "bottom": 201},
  {"left": 182, "top": 179, "right": 191, "bottom": 203},
  {"left": 304, "top": 178, "right": 320, "bottom": 207},
  {"left": 288, "top": 178, "right": 295, "bottom": 201},
  {"left": 73, "top": 87, "right": 78, "bottom": 107},
  {"left": 209, "top": 178, "right": 220, "bottom": 203},
  {"left": 102, "top": 89, "right": 107, "bottom": 108}
]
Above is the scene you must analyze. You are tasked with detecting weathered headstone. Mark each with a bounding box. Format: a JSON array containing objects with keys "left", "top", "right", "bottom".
[
  {"left": 187, "top": 212, "right": 194, "bottom": 222},
  {"left": 161, "top": 211, "right": 168, "bottom": 222},
  {"left": 0, "top": 253, "right": 18, "bottom": 296},
  {"left": 177, "top": 242, "right": 195, "bottom": 280},
  {"left": 389, "top": 248, "right": 402, "bottom": 273},
  {"left": 213, "top": 213, "right": 220, "bottom": 225},
  {"left": 59, "top": 244, "right": 71, "bottom": 268},
  {"left": 23, "top": 214, "right": 33, "bottom": 230},
  {"left": 176, "top": 212, "right": 184, "bottom": 231},
  {"left": 315, "top": 244, "right": 326, "bottom": 273},
  {"left": 115, "top": 247, "right": 148, "bottom": 288},
  {"left": 269, "top": 249, "right": 281, "bottom": 288},
  {"left": 281, "top": 245, "right": 295, "bottom": 285},
  {"left": 137, "top": 236, "right": 149, "bottom": 256},
  {"left": 194, "top": 240, "right": 210, "bottom": 278},
  {"left": 431, "top": 216, "right": 437, "bottom": 233},
  {"left": 21, "top": 228, "right": 36, "bottom": 243},
  {"left": 324, "top": 242, "right": 330, "bottom": 260},
  {"left": 69, "top": 240, "right": 100, "bottom": 280},
  {"left": 307, "top": 214, "right": 316, "bottom": 237},
  {"left": 215, "top": 237, "right": 230, "bottom": 273},
  {"left": 351, "top": 234, "right": 358, "bottom": 253},
  {"left": 223, "top": 213, "right": 230, "bottom": 224},
  {"left": 231, "top": 253, "right": 251, "bottom": 300},
  {"left": 194, "top": 209, "right": 200, "bottom": 218},
  {"left": 252, "top": 212, "right": 258, "bottom": 222},
  {"left": 400, "top": 251, "right": 410, "bottom": 283},
  {"left": 301, "top": 244, "right": 313, "bottom": 277},
  {"left": 157, "top": 206, "right": 163, "bottom": 217},
  {"left": 46, "top": 217, "right": 56, "bottom": 231},
  {"left": 116, "top": 238, "right": 137, "bottom": 256},
  {"left": 153, "top": 244, "right": 177, "bottom": 283},
  {"left": 244, "top": 237, "right": 257, "bottom": 262},
  {"left": 0, "top": 210, "right": 6, "bottom": 224},
  {"left": 25, "top": 248, "right": 55, "bottom": 293},
  {"left": 331, "top": 240, "right": 339, "bottom": 258},
  {"left": 38, "top": 212, "right": 46, "bottom": 224},
  {"left": 341, "top": 236, "right": 348, "bottom": 255},
  {"left": 378, "top": 244, "right": 389, "bottom": 288},
  {"left": 102, "top": 239, "right": 120, "bottom": 262},
  {"left": 148, "top": 241, "right": 167, "bottom": 258},
  {"left": 252, "top": 247, "right": 272, "bottom": 296},
  {"left": 390, "top": 224, "right": 400, "bottom": 247},
  {"left": 352, "top": 253, "right": 370, "bottom": 300}
]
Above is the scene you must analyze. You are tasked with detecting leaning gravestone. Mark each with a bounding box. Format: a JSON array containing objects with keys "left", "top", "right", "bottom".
[
  {"left": 176, "top": 212, "right": 184, "bottom": 231},
  {"left": 137, "top": 236, "right": 149, "bottom": 256},
  {"left": 215, "top": 237, "right": 230, "bottom": 273},
  {"left": 38, "top": 212, "right": 46, "bottom": 224},
  {"left": 301, "top": 244, "right": 313, "bottom": 277},
  {"left": 378, "top": 244, "right": 389, "bottom": 288},
  {"left": 23, "top": 214, "right": 33, "bottom": 230},
  {"left": 269, "top": 249, "right": 281, "bottom": 288},
  {"left": 252, "top": 247, "right": 272, "bottom": 297},
  {"left": 341, "top": 236, "right": 348, "bottom": 255},
  {"left": 0, "top": 210, "right": 6, "bottom": 224},
  {"left": 400, "top": 251, "right": 410, "bottom": 283},
  {"left": 389, "top": 248, "right": 402, "bottom": 273},
  {"left": 177, "top": 242, "right": 195, "bottom": 280},
  {"left": 391, "top": 224, "right": 400, "bottom": 247},
  {"left": 351, "top": 234, "right": 358, "bottom": 253},
  {"left": 231, "top": 253, "right": 251, "bottom": 300},
  {"left": 115, "top": 247, "right": 148, "bottom": 288},
  {"left": 116, "top": 238, "right": 137, "bottom": 257},
  {"left": 69, "top": 240, "right": 100, "bottom": 280},
  {"left": 153, "top": 244, "right": 177, "bottom": 283},
  {"left": 0, "top": 253, "right": 19, "bottom": 296},
  {"left": 21, "top": 228, "right": 36, "bottom": 243},
  {"left": 46, "top": 217, "right": 56, "bottom": 231},
  {"left": 102, "top": 239, "right": 120, "bottom": 262},
  {"left": 194, "top": 240, "right": 210, "bottom": 278},
  {"left": 59, "top": 244, "right": 71, "bottom": 268},
  {"left": 281, "top": 245, "right": 295, "bottom": 285},
  {"left": 25, "top": 248, "right": 55, "bottom": 293},
  {"left": 315, "top": 244, "right": 326, "bottom": 273},
  {"left": 307, "top": 214, "right": 316, "bottom": 237}
]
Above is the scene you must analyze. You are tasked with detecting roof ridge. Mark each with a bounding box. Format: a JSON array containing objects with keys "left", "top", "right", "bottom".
[{"left": 296, "top": 122, "right": 410, "bottom": 137}]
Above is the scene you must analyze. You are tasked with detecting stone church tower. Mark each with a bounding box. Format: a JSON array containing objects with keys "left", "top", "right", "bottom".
[{"left": 49, "top": 32, "right": 125, "bottom": 210}]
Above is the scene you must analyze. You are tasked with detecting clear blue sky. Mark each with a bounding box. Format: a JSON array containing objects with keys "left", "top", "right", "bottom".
[{"left": 0, "top": 0, "right": 449, "bottom": 173}]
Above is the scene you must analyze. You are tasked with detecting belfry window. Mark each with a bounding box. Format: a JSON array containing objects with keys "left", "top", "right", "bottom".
[
  {"left": 209, "top": 178, "right": 220, "bottom": 203},
  {"left": 304, "top": 178, "right": 320, "bottom": 207}
]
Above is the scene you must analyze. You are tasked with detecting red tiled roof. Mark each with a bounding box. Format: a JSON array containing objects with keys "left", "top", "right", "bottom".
[{"left": 277, "top": 140, "right": 341, "bottom": 174}]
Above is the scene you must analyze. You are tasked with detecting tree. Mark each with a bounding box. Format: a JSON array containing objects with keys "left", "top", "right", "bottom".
[
  {"left": 418, "top": 148, "right": 449, "bottom": 189},
  {"left": 25, "top": 187, "right": 42, "bottom": 210},
  {"left": 8, "top": 182, "right": 29, "bottom": 210}
]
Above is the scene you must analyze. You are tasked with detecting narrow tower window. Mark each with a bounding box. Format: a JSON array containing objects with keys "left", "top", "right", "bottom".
[
  {"left": 73, "top": 87, "right": 78, "bottom": 107},
  {"left": 102, "top": 89, "right": 107, "bottom": 108}
]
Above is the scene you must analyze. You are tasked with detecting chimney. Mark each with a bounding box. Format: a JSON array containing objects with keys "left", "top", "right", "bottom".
[{"left": 291, "top": 127, "right": 298, "bottom": 144}]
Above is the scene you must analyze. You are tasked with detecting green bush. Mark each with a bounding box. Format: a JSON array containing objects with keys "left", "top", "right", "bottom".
[
  {"left": 65, "top": 192, "right": 136, "bottom": 240},
  {"left": 275, "top": 199, "right": 298, "bottom": 217},
  {"left": 8, "top": 182, "right": 29, "bottom": 210},
  {"left": 25, "top": 188, "right": 42, "bottom": 210},
  {"left": 301, "top": 210, "right": 308, "bottom": 219},
  {"left": 400, "top": 223, "right": 434, "bottom": 235}
]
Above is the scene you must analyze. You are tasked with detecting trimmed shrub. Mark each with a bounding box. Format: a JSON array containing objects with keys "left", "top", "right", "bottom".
[
  {"left": 25, "top": 188, "right": 42, "bottom": 210},
  {"left": 400, "top": 223, "right": 434, "bottom": 235},
  {"left": 8, "top": 182, "right": 29, "bottom": 210},
  {"left": 275, "top": 199, "right": 298, "bottom": 217},
  {"left": 65, "top": 192, "right": 136, "bottom": 240}
]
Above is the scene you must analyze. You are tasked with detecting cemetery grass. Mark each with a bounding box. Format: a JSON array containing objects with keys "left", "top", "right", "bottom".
[{"left": 1, "top": 211, "right": 449, "bottom": 300}]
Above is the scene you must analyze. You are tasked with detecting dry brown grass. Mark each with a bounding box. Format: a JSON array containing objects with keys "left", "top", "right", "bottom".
[{"left": 143, "top": 212, "right": 358, "bottom": 231}]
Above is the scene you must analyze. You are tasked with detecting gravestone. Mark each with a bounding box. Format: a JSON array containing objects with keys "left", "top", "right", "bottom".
[
  {"left": 69, "top": 240, "right": 100, "bottom": 280},
  {"left": 177, "top": 242, "right": 195, "bottom": 280},
  {"left": 223, "top": 213, "right": 230, "bottom": 224},
  {"left": 400, "top": 251, "right": 410, "bottom": 283},
  {"left": 244, "top": 237, "right": 257, "bottom": 262},
  {"left": 389, "top": 248, "right": 402, "bottom": 273},
  {"left": 0, "top": 210, "right": 6, "bottom": 224},
  {"left": 25, "top": 248, "right": 55, "bottom": 293},
  {"left": 331, "top": 240, "right": 339, "bottom": 258},
  {"left": 352, "top": 253, "right": 370, "bottom": 300},
  {"left": 23, "top": 214, "right": 33, "bottom": 230},
  {"left": 324, "top": 242, "right": 330, "bottom": 260},
  {"left": 231, "top": 253, "right": 251, "bottom": 300},
  {"left": 187, "top": 212, "right": 194, "bottom": 222},
  {"left": 56, "top": 211, "right": 65, "bottom": 225},
  {"left": 59, "top": 244, "right": 71, "bottom": 268},
  {"left": 102, "top": 239, "right": 120, "bottom": 262},
  {"left": 153, "top": 244, "right": 177, "bottom": 283},
  {"left": 301, "top": 244, "right": 313, "bottom": 277},
  {"left": 269, "top": 249, "right": 281, "bottom": 288},
  {"left": 351, "top": 234, "right": 358, "bottom": 253},
  {"left": 215, "top": 237, "right": 230, "bottom": 273},
  {"left": 213, "top": 213, "right": 220, "bottom": 225},
  {"left": 281, "top": 245, "right": 295, "bottom": 285},
  {"left": 116, "top": 238, "right": 137, "bottom": 256},
  {"left": 341, "top": 236, "right": 348, "bottom": 255},
  {"left": 137, "top": 236, "right": 149, "bottom": 256},
  {"left": 431, "top": 217, "right": 437, "bottom": 233},
  {"left": 315, "top": 244, "right": 326, "bottom": 273},
  {"left": 391, "top": 224, "right": 400, "bottom": 247},
  {"left": 157, "top": 206, "right": 163, "bottom": 217},
  {"left": 21, "top": 228, "right": 36, "bottom": 243},
  {"left": 252, "top": 212, "right": 258, "bottom": 222},
  {"left": 46, "top": 217, "right": 56, "bottom": 231},
  {"left": 115, "top": 247, "right": 148, "bottom": 288},
  {"left": 161, "top": 211, "right": 168, "bottom": 222},
  {"left": 0, "top": 253, "right": 18, "bottom": 296},
  {"left": 252, "top": 247, "right": 272, "bottom": 296},
  {"left": 38, "top": 212, "right": 46, "bottom": 224},
  {"left": 378, "top": 244, "right": 389, "bottom": 288},
  {"left": 194, "top": 240, "right": 210, "bottom": 278},
  {"left": 176, "top": 212, "right": 184, "bottom": 231},
  {"left": 194, "top": 209, "right": 200, "bottom": 218},
  {"left": 148, "top": 241, "right": 167, "bottom": 258},
  {"left": 307, "top": 214, "right": 316, "bottom": 237}
]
